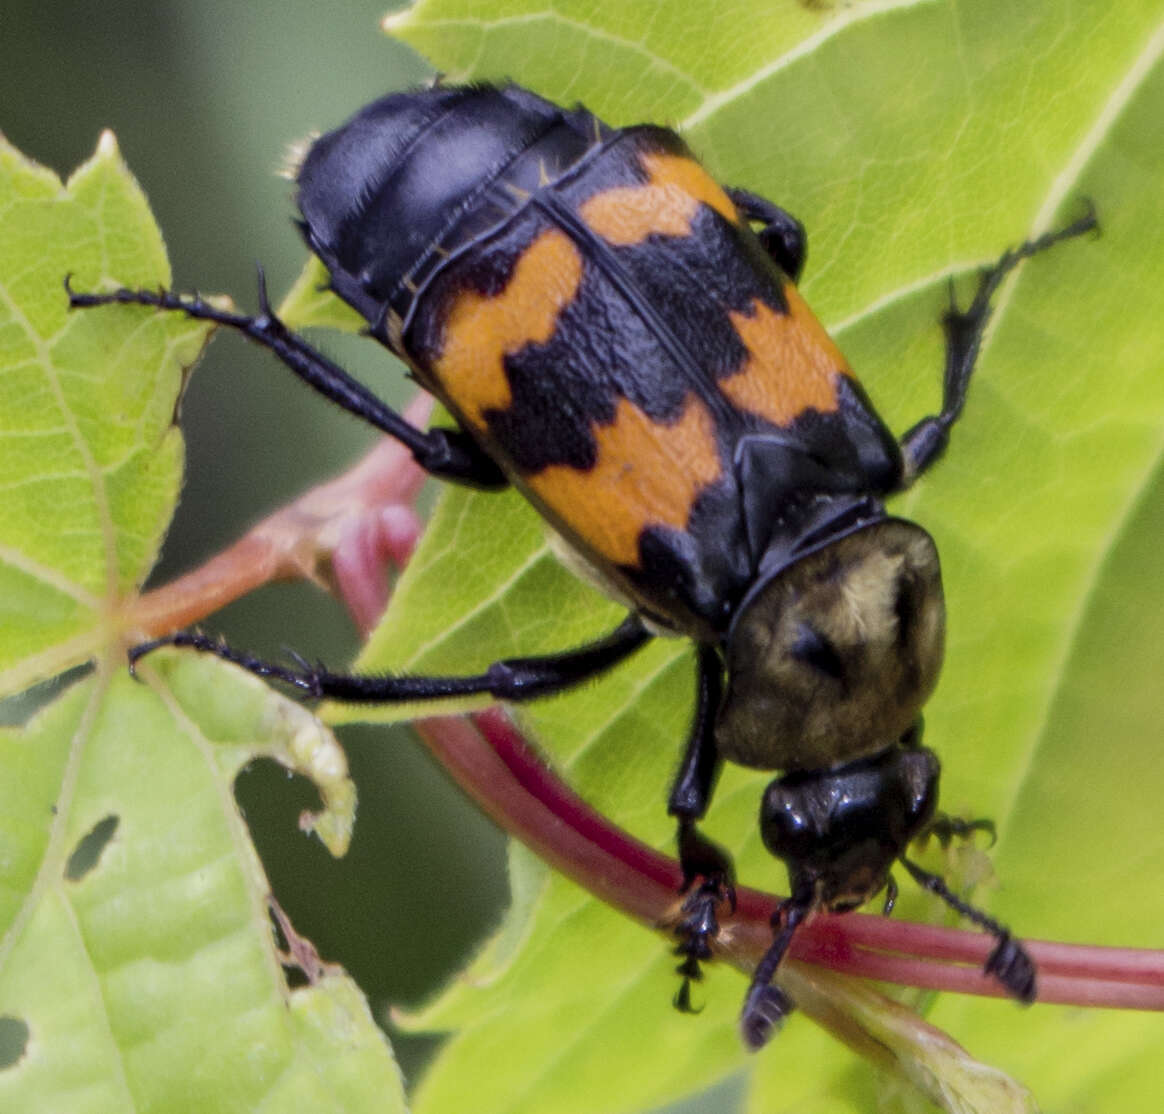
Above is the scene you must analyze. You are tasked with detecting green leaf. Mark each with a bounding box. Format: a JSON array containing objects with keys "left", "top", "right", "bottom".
[
  {"left": 347, "top": 3, "right": 1164, "bottom": 1112},
  {"left": 280, "top": 255, "right": 366, "bottom": 333},
  {"left": 0, "top": 131, "right": 210, "bottom": 697},
  {"left": 0, "top": 655, "right": 402, "bottom": 1113},
  {"left": 0, "top": 137, "right": 404, "bottom": 1113}
]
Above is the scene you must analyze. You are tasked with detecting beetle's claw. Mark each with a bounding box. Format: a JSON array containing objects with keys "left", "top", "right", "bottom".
[
  {"left": 127, "top": 633, "right": 186, "bottom": 677},
  {"left": 672, "top": 956, "right": 705, "bottom": 1015}
]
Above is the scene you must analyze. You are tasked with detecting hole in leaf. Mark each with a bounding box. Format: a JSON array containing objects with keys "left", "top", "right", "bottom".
[
  {"left": 268, "top": 895, "right": 333, "bottom": 989},
  {"left": 64, "top": 814, "right": 120, "bottom": 881},
  {"left": 0, "top": 662, "right": 92, "bottom": 727},
  {"left": 0, "top": 1016, "right": 29, "bottom": 1069}
]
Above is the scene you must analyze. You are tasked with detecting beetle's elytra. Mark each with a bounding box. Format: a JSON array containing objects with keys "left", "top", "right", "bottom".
[{"left": 69, "top": 81, "right": 1096, "bottom": 1049}]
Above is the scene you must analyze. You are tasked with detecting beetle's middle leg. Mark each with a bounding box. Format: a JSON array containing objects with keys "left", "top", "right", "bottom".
[
  {"left": 899, "top": 204, "right": 1098, "bottom": 482},
  {"left": 726, "top": 187, "right": 807, "bottom": 282},
  {"left": 65, "top": 271, "right": 508, "bottom": 490},
  {"left": 667, "top": 644, "right": 736, "bottom": 1010}
]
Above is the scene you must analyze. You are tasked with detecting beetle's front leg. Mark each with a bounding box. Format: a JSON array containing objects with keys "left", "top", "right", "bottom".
[
  {"left": 899, "top": 204, "right": 1098, "bottom": 483},
  {"left": 738, "top": 882, "right": 813, "bottom": 1050},
  {"left": 667, "top": 644, "right": 734, "bottom": 1009}
]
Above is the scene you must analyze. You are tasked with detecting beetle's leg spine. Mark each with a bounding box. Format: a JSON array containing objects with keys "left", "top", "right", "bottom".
[{"left": 882, "top": 873, "right": 899, "bottom": 915}]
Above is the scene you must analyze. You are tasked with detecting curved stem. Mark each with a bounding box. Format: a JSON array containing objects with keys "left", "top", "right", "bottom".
[
  {"left": 129, "top": 395, "right": 431, "bottom": 637},
  {"left": 417, "top": 707, "right": 1164, "bottom": 1012}
]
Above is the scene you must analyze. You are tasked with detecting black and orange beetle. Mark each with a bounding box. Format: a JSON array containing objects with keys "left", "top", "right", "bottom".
[{"left": 69, "top": 82, "right": 1096, "bottom": 1048}]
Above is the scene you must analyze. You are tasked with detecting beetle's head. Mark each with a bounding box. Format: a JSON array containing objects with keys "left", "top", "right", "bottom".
[
  {"left": 759, "top": 735, "right": 940, "bottom": 910},
  {"left": 717, "top": 518, "right": 944, "bottom": 772}
]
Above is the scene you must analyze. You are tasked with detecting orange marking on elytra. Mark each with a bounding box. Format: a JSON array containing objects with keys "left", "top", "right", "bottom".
[
  {"left": 435, "top": 230, "right": 583, "bottom": 427},
  {"left": 720, "top": 284, "right": 852, "bottom": 426},
  {"left": 526, "top": 393, "right": 722, "bottom": 568},
  {"left": 580, "top": 151, "right": 738, "bottom": 245}
]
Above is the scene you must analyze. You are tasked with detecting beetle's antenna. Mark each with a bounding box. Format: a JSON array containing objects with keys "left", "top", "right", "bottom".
[{"left": 900, "top": 855, "right": 1036, "bottom": 1003}]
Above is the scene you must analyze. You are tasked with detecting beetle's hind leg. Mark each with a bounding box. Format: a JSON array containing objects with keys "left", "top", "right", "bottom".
[
  {"left": 130, "top": 614, "right": 651, "bottom": 703},
  {"left": 667, "top": 646, "right": 738, "bottom": 1010},
  {"left": 899, "top": 203, "right": 1098, "bottom": 483},
  {"left": 64, "top": 271, "right": 507, "bottom": 490}
]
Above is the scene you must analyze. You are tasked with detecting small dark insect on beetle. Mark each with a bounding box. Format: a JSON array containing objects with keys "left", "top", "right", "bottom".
[{"left": 69, "top": 82, "right": 1096, "bottom": 1049}]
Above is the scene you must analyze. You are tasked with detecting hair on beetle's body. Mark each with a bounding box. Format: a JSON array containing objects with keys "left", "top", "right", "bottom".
[{"left": 69, "top": 81, "right": 1097, "bottom": 1050}]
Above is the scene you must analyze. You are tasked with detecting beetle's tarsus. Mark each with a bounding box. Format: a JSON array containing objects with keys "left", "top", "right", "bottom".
[
  {"left": 739, "top": 983, "right": 793, "bottom": 1051},
  {"left": 985, "top": 933, "right": 1037, "bottom": 1004}
]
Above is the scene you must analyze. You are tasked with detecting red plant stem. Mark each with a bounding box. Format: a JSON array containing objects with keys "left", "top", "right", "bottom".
[
  {"left": 411, "top": 705, "right": 1164, "bottom": 1011},
  {"left": 130, "top": 395, "right": 432, "bottom": 637}
]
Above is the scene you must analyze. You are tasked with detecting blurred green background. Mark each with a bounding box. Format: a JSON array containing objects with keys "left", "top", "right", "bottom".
[{"left": 2, "top": 0, "right": 512, "bottom": 1084}]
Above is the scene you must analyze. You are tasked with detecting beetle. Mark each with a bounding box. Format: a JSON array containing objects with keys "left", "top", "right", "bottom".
[{"left": 69, "top": 81, "right": 1096, "bottom": 1049}]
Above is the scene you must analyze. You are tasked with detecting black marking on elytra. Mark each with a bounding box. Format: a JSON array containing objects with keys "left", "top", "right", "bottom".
[
  {"left": 561, "top": 123, "right": 691, "bottom": 198},
  {"left": 605, "top": 204, "right": 790, "bottom": 358},
  {"left": 771, "top": 380, "right": 903, "bottom": 498},
  {"left": 632, "top": 477, "right": 753, "bottom": 630},
  {"left": 485, "top": 255, "right": 695, "bottom": 472},
  {"left": 834, "top": 377, "right": 905, "bottom": 493},
  {"left": 411, "top": 122, "right": 901, "bottom": 493},
  {"left": 471, "top": 225, "right": 794, "bottom": 473}
]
